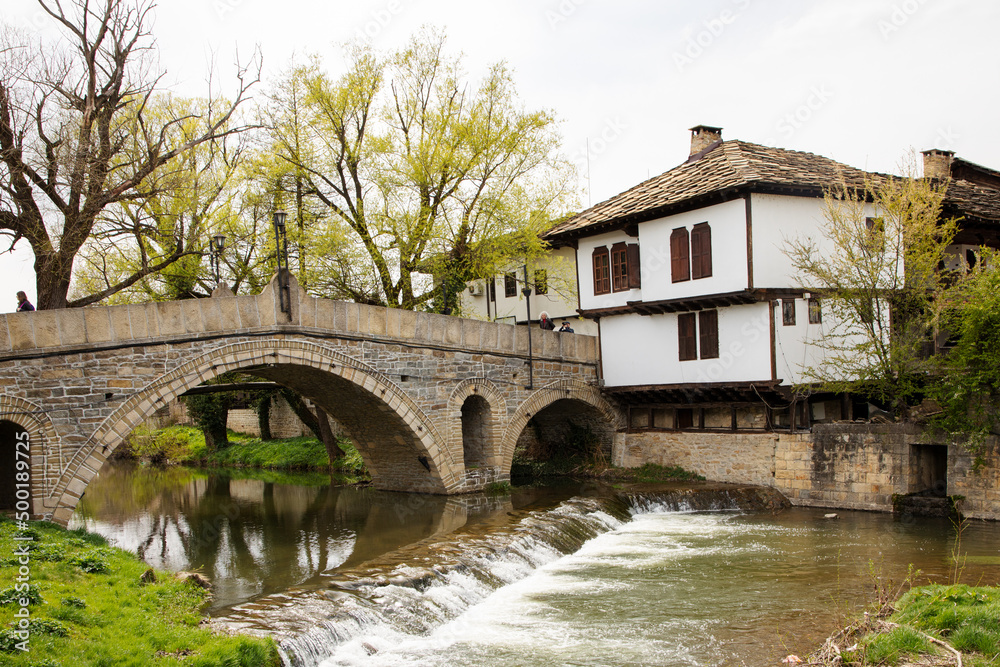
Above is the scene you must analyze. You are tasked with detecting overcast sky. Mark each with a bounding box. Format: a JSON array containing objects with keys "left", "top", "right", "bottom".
[{"left": 4, "top": 0, "right": 999, "bottom": 309}]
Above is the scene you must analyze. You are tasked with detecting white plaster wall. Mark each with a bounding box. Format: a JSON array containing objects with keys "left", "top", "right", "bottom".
[
  {"left": 577, "top": 230, "right": 641, "bottom": 311},
  {"left": 600, "top": 302, "right": 772, "bottom": 387},
  {"left": 751, "top": 193, "right": 878, "bottom": 288},
  {"left": 639, "top": 198, "right": 748, "bottom": 301},
  {"left": 774, "top": 296, "right": 885, "bottom": 386},
  {"left": 461, "top": 247, "right": 595, "bottom": 333}
]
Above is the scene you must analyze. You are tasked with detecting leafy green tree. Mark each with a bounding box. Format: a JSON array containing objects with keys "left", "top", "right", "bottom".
[
  {"left": 784, "top": 154, "right": 959, "bottom": 415},
  {"left": 264, "top": 30, "right": 574, "bottom": 311},
  {"left": 0, "top": 0, "right": 258, "bottom": 309},
  {"left": 928, "top": 251, "right": 1000, "bottom": 455},
  {"left": 71, "top": 96, "right": 254, "bottom": 303}
]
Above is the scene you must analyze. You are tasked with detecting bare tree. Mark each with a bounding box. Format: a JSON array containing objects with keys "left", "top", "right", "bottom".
[{"left": 0, "top": 0, "right": 259, "bottom": 309}]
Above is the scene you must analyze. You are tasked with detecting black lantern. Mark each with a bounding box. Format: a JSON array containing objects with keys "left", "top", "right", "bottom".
[
  {"left": 210, "top": 233, "right": 226, "bottom": 286},
  {"left": 273, "top": 211, "right": 290, "bottom": 315}
]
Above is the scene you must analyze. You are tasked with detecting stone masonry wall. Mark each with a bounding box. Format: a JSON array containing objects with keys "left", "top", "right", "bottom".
[{"left": 617, "top": 424, "right": 1000, "bottom": 519}]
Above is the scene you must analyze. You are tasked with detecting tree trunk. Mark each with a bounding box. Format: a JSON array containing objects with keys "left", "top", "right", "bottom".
[
  {"left": 281, "top": 391, "right": 340, "bottom": 464},
  {"left": 315, "top": 406, "right": 341, "bottom": 464},
  {"left": 257, "top": 396, "right": 273, "bottom": 441},
  {"left": 33, "top": 251, "right": 74, "bottom": 310},
  {"left": 203, "top": 415, "right": 230, "bottom": 452}
]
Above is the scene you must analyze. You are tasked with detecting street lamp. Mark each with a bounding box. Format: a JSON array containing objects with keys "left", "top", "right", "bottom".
[
  {"left": 272, "top": 211, "right": 290, "bottom": 316},
  {"left": 522, "top": 264, "right": 534, "bottom": 389},
  {"left": 210, "top": 233, "right": 226, "bottom": 286}
]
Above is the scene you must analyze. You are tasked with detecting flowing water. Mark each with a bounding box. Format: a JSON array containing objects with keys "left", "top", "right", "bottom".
[{"left": 72, "top": 464, "right": 1000, "bottom": 667}]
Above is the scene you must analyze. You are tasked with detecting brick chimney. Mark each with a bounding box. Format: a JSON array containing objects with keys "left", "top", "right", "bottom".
[
  {"left": 689, "top": 125, "right": 723, "bottom": 156},
  {"left": 921, "top": 149, "right": 954, "bottom": 180}
]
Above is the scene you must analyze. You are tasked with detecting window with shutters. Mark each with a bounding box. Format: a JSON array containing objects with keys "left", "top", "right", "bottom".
[
  {"left": 699, "top": 309, "right": 719, "bottom": 359},
  {"left": 678, "top": 312, "right": 697, "bottom": 361},
  {"left": 534, "top": 269, "right": 548, "bottom": 295},
  {"left": 592, "top": 247, "right": 610, "bottom": 295},
  {"left": 679, "top": 309, "right": 719, "bottom": 360},
  {"left": 691, "top": 223, "right": 712, "bottom": 279},
  {"left": 504, "top": 272, "right": 516, "bottom": 298},
  {"left": 670, "top": 228, "right": 690, "bottom": 283},
  {"left": 782, "top": 299, "right": 796, "bottom": 326},
  {"left": 611, "top": 242, "right": 629, "bottom": 292},
  {"left": 808, "top": 298, "right": 822, "bottom": 324}
]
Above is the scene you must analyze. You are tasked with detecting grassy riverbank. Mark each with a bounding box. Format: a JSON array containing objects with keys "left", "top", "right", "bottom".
[
  {"left": 122, "top": 425, "right": 369, "bottom": 482},
  {"left": 0, "top": 518, "right": 279, "bottom": 666},
  {"left": 808, "top": 582, "right": 1000, "bottom": 666}
]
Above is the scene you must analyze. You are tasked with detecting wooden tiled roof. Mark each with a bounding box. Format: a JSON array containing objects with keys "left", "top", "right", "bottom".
[{"left": 544, "top": 139, "right": 1000, "bottom": 241}]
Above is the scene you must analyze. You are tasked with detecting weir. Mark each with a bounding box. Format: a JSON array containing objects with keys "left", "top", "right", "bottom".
[{"left": 212, "top": 485, "right": 790, "bottom": 667}]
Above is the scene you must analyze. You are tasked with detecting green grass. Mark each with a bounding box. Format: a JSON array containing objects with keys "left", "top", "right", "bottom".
[
  {"left": 120, "top": 425, "right": 369, "bottom": 482},
  {"left": 860, "top": 625, "right": 934, "bottom": 665},
  {"left": 0, "top": 518, "right": 279, "bottom": 666}
]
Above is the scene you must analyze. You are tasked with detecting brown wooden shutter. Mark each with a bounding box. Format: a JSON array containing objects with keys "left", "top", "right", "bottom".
[
  {"left": 592, "top": 247, "right": 610, "bottom": 295},
  {"left": 670, "top": 228, "right": 690, "bottom": 283},
  {"left": 691, "top": 223, "right": 712, "bottom": 279},
  {"left": 699, "top": 309, "right": 719, "bottom": 359},
  {"left": 678, "top": 312, "right": 697, "bottom": 361},
  {"left": 627, "top": 243, "right": 641, "bottom": 288}
]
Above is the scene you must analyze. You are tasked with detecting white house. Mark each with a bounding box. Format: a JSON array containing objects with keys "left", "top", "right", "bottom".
[
  {"left": 459, "top": 246, "right": 597, "bottom": 335},
  {"left": 542, "top": 126, "right": 1000, "bottom": 433}
]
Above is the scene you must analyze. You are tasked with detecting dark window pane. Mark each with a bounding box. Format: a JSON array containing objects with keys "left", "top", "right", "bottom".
[
  {"left": 592, "top": 247, "right": 610, "bottom": 295},
  {"left": 782, "top": 299, "right": 796, "bottom": 326},
  {"left": 611, "top": 242, "right": 628, "bottom": 292},
  {"left": 808, "top": 298, "right": 822, "bottom": 324},
  {"left": 504, "top": 272, "right": 516, "bottom": 298},
  {"left": 534, "top": 269, "right": 548, "bottom": 295}
]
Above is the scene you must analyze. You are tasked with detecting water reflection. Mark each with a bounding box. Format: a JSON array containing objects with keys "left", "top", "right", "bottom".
[{"left": 70, "top": 463, "right": 583, "bottom": 611}]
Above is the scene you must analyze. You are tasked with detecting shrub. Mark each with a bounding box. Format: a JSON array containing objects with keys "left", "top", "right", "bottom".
[
  {"left": 69, "top": 552, "right": 111, "bottom": 574},
  {"left": 0, "top": 584, "right": 43, "bottom": 606}
]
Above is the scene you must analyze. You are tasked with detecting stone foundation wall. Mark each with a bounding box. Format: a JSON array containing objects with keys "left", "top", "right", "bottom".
[
  {"left": 616, "top": 424, "right": 1000, "bottom": 519},
  {"left": 614, "top": 430, "right": 782, "bottom": 487},
  {"left": 227, "top": 396, "right": 308, "bottom": 439}
]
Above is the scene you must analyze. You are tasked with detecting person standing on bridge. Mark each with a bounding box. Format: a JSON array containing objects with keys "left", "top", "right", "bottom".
[
  {"left": 539, "top": 311, "right": 555, "bottom": 330},
  {"left": 558, "top": 321, "right": 574, "bottom": 333},
  {"left": 15, "top": 291, "right": 34, "bottom": 312}
]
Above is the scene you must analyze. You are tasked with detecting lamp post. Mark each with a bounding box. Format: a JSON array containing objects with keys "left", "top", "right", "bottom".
[
  {"left": 210, "top": 233, "right": 226, "bottom": 286},
  {"left": 521, "top": 264, "right": 534, "bottom": 389},
  {"left": 273, "top": 210, "right": 290, "bottom": 316}
]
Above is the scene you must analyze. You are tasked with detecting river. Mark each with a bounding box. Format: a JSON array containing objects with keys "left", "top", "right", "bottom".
[{"left": 71, "top": 463, "right": 1000, "bottom": 666}]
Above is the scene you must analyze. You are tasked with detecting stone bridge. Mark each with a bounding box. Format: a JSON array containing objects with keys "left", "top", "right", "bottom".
[{"left": 0, "top": 276, "right": 622, "bottom": 525}]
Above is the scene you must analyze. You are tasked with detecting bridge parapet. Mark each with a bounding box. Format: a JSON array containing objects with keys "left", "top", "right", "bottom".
[{"left": 0, "top": 274, "right": 597, "bottom": 365}]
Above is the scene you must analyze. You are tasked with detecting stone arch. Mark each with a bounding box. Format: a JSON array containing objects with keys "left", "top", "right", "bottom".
[
  {"left": 0, "top": 396, "right": 61, "bottom": 517},
  {"left": 448, "top": 378, "right": 507, "bottom": 486},
  {"left": 49, "top": 339, "right": 458, "bottom": 525},
  {"left": 446, "top": 379, "right": 506, "bottom": 488},
  {"left": 500, "top": 379, "right": 625, "bottom": 470}
]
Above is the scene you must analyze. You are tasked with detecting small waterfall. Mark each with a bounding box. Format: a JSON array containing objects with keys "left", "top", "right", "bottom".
[{"left": 213, "top": 486, "right": 787, "bottom": 667}]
